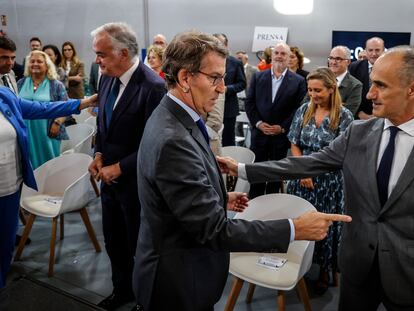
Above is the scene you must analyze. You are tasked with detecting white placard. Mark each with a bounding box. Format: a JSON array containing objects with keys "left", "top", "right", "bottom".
[{"left": 252, "top": 26, "right": 288, "bottom": 52}]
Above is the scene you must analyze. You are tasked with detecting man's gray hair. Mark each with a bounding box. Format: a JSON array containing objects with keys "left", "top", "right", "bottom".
[
  {"left": 333, "top": 45, "right": 351, "bottom": 60},
  {"left": 385, "top": 45, "right": 414, "bottom": 86},
  {"left": 91, "top": 22, "right": 139, "bottom": 58}
]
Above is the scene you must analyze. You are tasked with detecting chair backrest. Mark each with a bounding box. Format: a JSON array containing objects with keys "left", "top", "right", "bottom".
[
  {"left": 84, "top": 116, "right": 97, "bottom": 134},
  {"left": 20, "top": 153, "right": 93, "bottom": 215},
  {"left": 72, "top": 109, "right": 92, "bottom": 124},
  {"left": 221, "top": 146, "right": 255, "bottom": 193},
  {"left": 61, "top": 123, "right": 94, "bottom": 155},
  {"left": 232, "top": 193, "right": 316, "bottom": 289}
]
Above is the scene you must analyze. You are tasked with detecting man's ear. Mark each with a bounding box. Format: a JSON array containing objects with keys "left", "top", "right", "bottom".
[
  {"left": 177, "top": 68, "right": 191, "bottom": 93},
  {"left": 408, "top": 81, "right": 414, "bottom": 97}
]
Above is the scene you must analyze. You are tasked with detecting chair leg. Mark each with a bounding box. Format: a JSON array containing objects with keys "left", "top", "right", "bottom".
[
  {"left": 79, "top": 207, "right": 101, "bottom": 252},
  {"left": 48, "top": 217, "right": 58, "bottom": 277},
  {"left": 14, "top": 214, "right": 36, "bottom": 261},
  {"left": 19, "top": 208, "right": 27, "bottom": 225},
  {"left": 60, "top": 214, "right": 64, "bottom": 240},
  {"left": 277, "top": 290, "right": 286, "bottom": 311},
  {"left": 90, "top": 175, "right": 100, "bottom": 197},
  {"left": 224, "top": 277, "right": 244, "bottom": 311},
  {"left": 297, "top": 277, "right": 312, "bottom": 311},
  {"left": 246, "top": 283, "right": 256, "bottom": 304}
]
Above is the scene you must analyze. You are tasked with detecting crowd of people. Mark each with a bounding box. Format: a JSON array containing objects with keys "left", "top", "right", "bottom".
[{"left": 1, "top": 23, "right": 413, "bottom": 311}]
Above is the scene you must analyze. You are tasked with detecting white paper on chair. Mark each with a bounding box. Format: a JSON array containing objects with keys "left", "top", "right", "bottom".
[
  {"left": 44, "top": 197, "right": 63, "bottom": 204},
  {"left": 257, "top": 255, "right": 287, "bottom": 270}
]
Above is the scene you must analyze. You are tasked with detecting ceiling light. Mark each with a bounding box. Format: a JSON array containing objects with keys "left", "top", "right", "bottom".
[{"left": 273, "top": 0, "right": 314, "bottom": 15}]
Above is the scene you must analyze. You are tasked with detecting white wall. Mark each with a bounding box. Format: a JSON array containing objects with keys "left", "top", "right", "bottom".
[{"left": 2, "top": 0, "right": 413, "bottom": 73}]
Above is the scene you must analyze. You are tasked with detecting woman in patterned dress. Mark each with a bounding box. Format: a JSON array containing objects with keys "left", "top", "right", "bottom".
[{"left": 286, "top": 67, "right": 353, "bottom": 294}]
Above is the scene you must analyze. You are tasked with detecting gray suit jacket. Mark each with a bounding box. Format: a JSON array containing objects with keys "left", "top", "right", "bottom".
[
  {"left": 339, "top": 72, "right": 363, "bottom": 116},
  {"left": 0, "top": 70, "right": 18, "bottom": 94},
  {"left": 133, "top": 95, "right": 291, "bottom": 311},
  {"left": 245, "top": 118, "right": 414, "bottom": 305}
]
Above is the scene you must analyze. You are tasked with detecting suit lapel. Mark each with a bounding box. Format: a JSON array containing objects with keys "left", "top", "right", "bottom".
[
  {"left": 381, "top": 145, "right": 414, "bottom": 213},
  {"left": 109, "top": 64, "right": 143, "bottom": 130},
  {"left": 273, "top": 70, "right": 290, "bottom": 105},
  {"left": 163, "top": 97, "right": 227, "bottom": 204},
  {"left": 365, "top": 119, "right": 384, "bottom": 208}
]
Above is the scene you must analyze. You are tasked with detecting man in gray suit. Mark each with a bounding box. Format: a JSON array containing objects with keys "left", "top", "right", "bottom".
[
  {"left": 133, "top": 31, "right": 350, "bottom": 311},
  {"left": 218, "top": 45, "right": 414, "bottom": 310},
  {"left": 328, "top": 45, "right": 363, "bottom": 116},
  {"left": 0, "top": 36, "right": 18, "bottom": 94}
]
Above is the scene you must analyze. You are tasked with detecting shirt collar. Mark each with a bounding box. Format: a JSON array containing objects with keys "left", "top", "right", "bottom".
[
  {"left": 118, "top": 57, "right": 140, "bottom": 86},
  {"left": 271, "top": 67, "right": 288, "bottom": 81},
  {"left": 384, "top": 118, "right": 414, "bottom": 137},
  {"left": 167, "top": 92, "right": 200, "bottom": 122},
  {"left": 336, "top": 71, "right": 347, "bottom": 86}
]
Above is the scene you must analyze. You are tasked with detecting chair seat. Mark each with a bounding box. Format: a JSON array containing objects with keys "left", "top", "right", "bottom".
[
  {"left": 229, "top": 240, "right": 308, "bottom": 291},
  {"left": 21, "top": 194, "right": 63, "bottom": 218}
]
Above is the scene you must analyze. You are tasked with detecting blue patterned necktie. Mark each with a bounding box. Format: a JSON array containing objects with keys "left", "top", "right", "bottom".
[
  {"left": 196, "top": 118, "right": 209, "bottom": 144},
  {"left": 105, "top": 78, "right": 121, "bottom": 127},
  {"left": 376, "top": 126, "right": 400, "bottom": 206}
]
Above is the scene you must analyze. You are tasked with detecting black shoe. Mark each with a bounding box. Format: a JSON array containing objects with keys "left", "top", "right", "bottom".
[
  {"left": 97, "top": 293, "right": 134, "bottom": 311},
  {"left": 15, "top": 235, "right": 31, "bottom": 246}
]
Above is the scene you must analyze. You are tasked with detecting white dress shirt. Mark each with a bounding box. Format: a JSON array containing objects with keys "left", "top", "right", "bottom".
[
  {"left": 0, "top": 111, "right": 22, "bottom": 196},
  {"left": 112, "top": 58, "right": 140, "bottom": 110},
  {"left": 377, "top": 118, "right": 414, "bottom": 198}
]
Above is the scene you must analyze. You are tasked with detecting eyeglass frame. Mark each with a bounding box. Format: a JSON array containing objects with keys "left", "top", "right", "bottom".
[
  {"left": 327, "top": 56, "right": 349, "bottom": 62},
  {"left": 194, "top": 70, "right": 226, "bottom": 86}
]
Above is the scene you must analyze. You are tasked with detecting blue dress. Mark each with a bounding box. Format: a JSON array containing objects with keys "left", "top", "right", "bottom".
[
  {"left": 287, "top": 102, "right": 353, "bottom": 271},
  {"left": 17, "top": 77, "right": 68, "bottom": 169}
]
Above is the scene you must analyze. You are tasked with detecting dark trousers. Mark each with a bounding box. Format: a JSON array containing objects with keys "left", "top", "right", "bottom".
[
  {"left": 101, "top": 182, "right": 140, "bottom": 297},
  {"left": 249, "top": 135, "right": 288, "bottom": 198},
  {"left": 339, "top": 253, "right": 414, "bottom": 311},
  {"left": 222, "top": 117, "right": 236, "bottom": 146},
  {"left": 0, "top": 189, "right": 21, "bottom": 288}
]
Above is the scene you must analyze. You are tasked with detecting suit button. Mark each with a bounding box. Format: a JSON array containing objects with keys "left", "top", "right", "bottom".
[{"left": 378, "top": 216, "right": 384, "bottom": 222}]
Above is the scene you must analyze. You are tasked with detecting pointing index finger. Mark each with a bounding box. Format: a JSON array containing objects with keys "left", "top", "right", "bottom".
[{"left": 324, "top": 214, "right": 352, "bottom": 223}]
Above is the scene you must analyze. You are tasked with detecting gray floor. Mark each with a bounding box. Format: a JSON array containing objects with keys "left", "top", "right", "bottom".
[{"left": 7, "top": 191, "right": 385, "bottom": 311}]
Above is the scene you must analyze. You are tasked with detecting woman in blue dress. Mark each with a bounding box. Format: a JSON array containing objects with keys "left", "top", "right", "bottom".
[
  {"left": 286, "top": 67, "right": 353, "bottom": 293},
  {"left": 18, "top": 50, "right": 68, "bottom": 169}
]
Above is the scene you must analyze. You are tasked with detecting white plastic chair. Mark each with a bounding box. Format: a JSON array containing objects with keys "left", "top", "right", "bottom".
[
  {"left": 224, "top": 193, "right": 316, "bottom": 311},
  {"left": 60, "top": 123, "right": 95, "bottom": 155},
  {"left": 14, "top": 153, "right": 101, "bottom": 277},
  {"left": 72, "top": 108, "right": 92, "bottom": 124},
  {"left": 221, "top": 146, "right": 255, "bottom": 193}
]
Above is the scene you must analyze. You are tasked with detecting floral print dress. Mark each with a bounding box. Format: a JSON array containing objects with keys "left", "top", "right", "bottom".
[{"left": 287, "top": 102, "right": 353, "bottom": 271}]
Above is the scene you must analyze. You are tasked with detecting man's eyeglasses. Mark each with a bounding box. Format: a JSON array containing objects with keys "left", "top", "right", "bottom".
[
  {"left": 327, "top": 56, "right": 349, "bottom": 62},
  {"left": 196, "top": 70, "right": 226, "bottom": 86}
]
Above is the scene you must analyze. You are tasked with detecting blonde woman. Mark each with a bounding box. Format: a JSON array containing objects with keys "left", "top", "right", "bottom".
[
  {"left": 147, "top": 44, "right": 165, "bottom": 79},
  {"left": 17, "top": 50, "right": 69, "bottom": 168},
  {"left": 61, "top": 41, "right": 84, "bottom": 98},
  {"left": 286, "top": 67, "right": 353, "bottom": 294}
]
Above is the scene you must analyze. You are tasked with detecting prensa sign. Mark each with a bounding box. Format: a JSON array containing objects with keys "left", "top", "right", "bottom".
[{"left": 252, "top": 26, "right": 288, "bottom": 52}]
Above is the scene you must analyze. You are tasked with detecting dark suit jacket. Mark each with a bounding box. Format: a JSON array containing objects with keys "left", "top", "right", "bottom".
[
  {"left": 95, "top": 62, "right": 165, "bottom": 189},
  {"left": 133, "top": 95, "right": 291, "bottom": 311},
  {"left": 338, "top": 72, "right": 363, "bottom": 116},
  {"left": 246, "top": 69, "right": 307, "bottom": 149},
  {"left": 245, "top": 118, "right": 414, "bottom": 306},
  {"left": 223, "top": 55, "right": 246, "bottom": 118},
  {"left": 89, "top": 62, "right": 100, "bottom": 94},
  {"left": 349, "top": 59, "right": 371, "bottom": 115}
]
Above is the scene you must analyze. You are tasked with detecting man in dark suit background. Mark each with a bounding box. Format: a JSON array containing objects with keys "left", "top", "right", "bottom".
[
  {"left": 213, "top": 33, "right": 246, "bottom": 146},
  {"left": 328, "top": 45, "right": 362, "bottom": 116},
  {"left": 132, "top": 31, "right": 350, "bottom": 311},
  {"left": 88, "top": 22, "right": 165, "bottom": 311},
  {"left": 349, "top": 37, "right": 384, "bottom": 120},
  {"left": 246, "top": 42, "right": 306, "bottom": 198}
]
